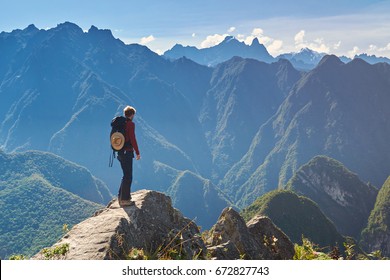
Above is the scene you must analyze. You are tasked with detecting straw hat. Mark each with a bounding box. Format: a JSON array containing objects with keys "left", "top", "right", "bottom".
[{"left": 111, "top": 132, "right": 125, "bottom": 151}]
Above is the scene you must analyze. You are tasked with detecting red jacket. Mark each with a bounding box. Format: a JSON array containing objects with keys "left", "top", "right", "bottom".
[{"left": 125, "top": 119, "right": 140, "bottom": 156}]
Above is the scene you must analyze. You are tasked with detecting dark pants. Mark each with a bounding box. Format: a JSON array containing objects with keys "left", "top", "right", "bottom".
[{"left": 118, "top": 150, "right": 134, "bottom": 201}]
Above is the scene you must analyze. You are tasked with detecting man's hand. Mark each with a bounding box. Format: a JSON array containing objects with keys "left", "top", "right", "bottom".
[{"left": 136, "top": 154, "right": 141, "bottom": 160}]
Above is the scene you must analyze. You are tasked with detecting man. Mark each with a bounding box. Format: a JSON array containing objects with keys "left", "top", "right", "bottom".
[{"left": 118, "top": 106, "right": 141, "bottom": 206}]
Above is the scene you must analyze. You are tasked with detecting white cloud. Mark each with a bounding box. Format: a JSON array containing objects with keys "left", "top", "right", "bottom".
[
  {"left": 228, "top": 26, "right": 236, "bottom": 33},
  {"left": 366, "top": 43, "right": 390, "bottom": 55},
  {"left": 379, "top": 43, "right": 390, "bottom": 51},
  {"left": 348, "top": 46, "right": 360, "bottom": 58},
  {"left": 333, "top": 41, "right": 341, "bottom": 50},
  {"left": 314, "top": 38, "right": 323, "bottom": 45},
  {"left": 237, "top": 34, "right": 245, "bottom": 40},
  {"left": 258, "top": 36, "right": 273, "bottom": 45},
  {"left": 140, "top": 35, "right": 155, "bottom": 45},
  {"left": 243, "top": 28, "right": 264, "bottom": 44},
  {"left": 369, "top": 44, "right": 378, "bottom": 52},
  {"left": 251, "top": 28, "right": 264, "bottom": 37},
  {"left": 239, "top": 28, "right": 283, "bottom": 55},
  {"left": 200, "top": 33, "right": 229, "bottom": 48},
  {"left": 294, "top": 30, "right": 305, "bottom": 44},
  {"left": 192, "top": 33, "right": 196, "bottom": 37},
  {"left": 293, "top": 30, "right": 330, "bottom": 53},
  {"left": 155, "top": 49, "right": 163, "bottom": 55},
  {"left": 244, "top": 36, "right": 256, "bottom": 45},
  {"left": 268, "top": 40, "right": 283, "bottom": 54}
]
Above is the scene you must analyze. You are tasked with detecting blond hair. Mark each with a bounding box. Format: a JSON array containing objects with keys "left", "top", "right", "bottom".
[{"left": 124, "top": 106, "right": 136, "bottom": 117}]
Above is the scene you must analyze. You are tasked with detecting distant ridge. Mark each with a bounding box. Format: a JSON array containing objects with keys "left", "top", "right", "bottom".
[
  {"left": 164, "top": 37, "right": 390, "bottom": 70},
  {"left": 164, "top": 36, "right": 275, "bottom": 66}
]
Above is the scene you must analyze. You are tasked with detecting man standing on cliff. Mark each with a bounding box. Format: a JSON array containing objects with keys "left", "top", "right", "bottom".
[{"left": 118, "top": 106, "right": 141, "bottom": 206}]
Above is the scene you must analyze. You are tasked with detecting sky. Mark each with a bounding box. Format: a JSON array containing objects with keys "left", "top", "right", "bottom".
[{"left": 1, "top": 0, "right": 390, "bottom": 57}]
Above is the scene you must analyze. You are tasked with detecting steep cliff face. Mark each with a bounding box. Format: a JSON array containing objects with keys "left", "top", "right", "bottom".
[
  {"left": 286, "top": 156, "right": 378, "bottom": 239},
  {"left": 224, "top": 56, "right": 390, "bottom": 208},
  {"left": 361, "top": 177, "right": 390, "bottom": 257}
]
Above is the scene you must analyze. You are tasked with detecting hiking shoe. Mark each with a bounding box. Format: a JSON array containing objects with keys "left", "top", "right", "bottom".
[{"left": 120, "top": 199, "right": 133, "bottom": 207}]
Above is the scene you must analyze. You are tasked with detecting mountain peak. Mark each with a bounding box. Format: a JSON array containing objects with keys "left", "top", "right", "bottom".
[
  {"left": 242, "top": 190, "right": 346, "bottom": 249},
  {"left": 221, "top": 35, "right": 236, "bottom": 43},
  {"left": 24, "top": 24, "right": 38, "bottom": 32},
  {"left": 316, "top": 54, "right": 344, "bottom": 68},
  {"left": 251, "top": 37, "right": 260, "bottom": 46},
  {"left": 299, "top": 47, "right": 317, "bottom": 54},
  {"left": 287, "top": 155, "right": 378, "bottom": 239},
  {"left": 349, "top": 57, "right": 371, "bottom": 67},
  {"left": 55, "top": 22, "right": 83, "bottom": 33},
  {"left": 164, "top": 34, "right": 274, "bottom": 65},
  {"left": 87, "top": 25, "right": 114, "bottom": 39}
]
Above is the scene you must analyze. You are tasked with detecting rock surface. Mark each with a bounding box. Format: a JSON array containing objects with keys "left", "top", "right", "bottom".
[
  {"left": 206, "top": 207, "right": 294, "bottom": 260},
  {"left": 33, "top": 190, "right": 206, "bottom": 260},
  {"left": 247, "top": 215, "right": 295, "bottom": 260}
]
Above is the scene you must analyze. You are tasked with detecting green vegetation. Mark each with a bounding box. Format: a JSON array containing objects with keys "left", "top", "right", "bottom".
[
  {"left": 9, "top": 254, "right": 26, "bottom": 260},
  {"left": 293, "top": 237, "right": 332, "bottom": 260},
  {"left": 241, "top": 190, "right": 345, "bottom": 251},
  {"left": 0, "top": 150, "right": 112, "bottom": 204},
  {"left": 41, "top": 243, "right": 70, "bottom": 260},
  {"left": 0, "top": 150, "right": 108, "bottom": 259},
  {"left": 285, "top": 155, "right": 378, "bottom": 239},
  {"left": 293, "top": 236, "right": 388, "bottom": 260},
  {"left": 360, "top": 176, "right": 390, "bottom": 257}
]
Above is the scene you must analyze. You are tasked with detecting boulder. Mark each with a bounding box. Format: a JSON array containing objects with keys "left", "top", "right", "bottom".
[
  {"left": 247, "top": 215, "right": 295, "bottom": 259},
  {"left": 32, "top": 190, "right": 206, "bottom": 260},
  {"left": 205, "top": 207, "right": 294, "bottom": 259}
]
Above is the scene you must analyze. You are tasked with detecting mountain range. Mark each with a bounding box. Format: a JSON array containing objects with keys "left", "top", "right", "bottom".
[
  {"left": 164, "top": 36, "right": 390, "bottom": 70},
  {"left": 1, "top": 23, "right": 390, "bottom": 257},
  {"left": 164, "top": 36, "right": 275, "bottom": 66},
  {"left": 223, "top": 55, "right": 390, "bottom": 208}
]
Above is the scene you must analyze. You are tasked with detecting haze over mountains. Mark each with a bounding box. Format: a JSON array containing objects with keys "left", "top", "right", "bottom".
[
  {"left": 1, "top": 23, "right": 390, "bottom": 257},
  {"left": 164, "top": 35, "right": 390, "bottom": 70}
]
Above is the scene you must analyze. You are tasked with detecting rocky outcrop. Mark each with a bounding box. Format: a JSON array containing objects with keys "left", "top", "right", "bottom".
[
  {"left": 33, "top": 190, "right": 206, "bottom": 260},
  {"left": 247, "top": 215, "right": 295, "bottom": 260},
  {"left": 33, "top": 191, "right": 295, "bottom": 260},
  {"left": 205, "top": 207, "right": 294, "bottom": 260}
]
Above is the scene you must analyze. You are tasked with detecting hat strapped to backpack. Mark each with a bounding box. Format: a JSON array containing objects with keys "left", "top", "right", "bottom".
[
  {"left": 109, "top": 116, "right": 128, "bottom": 167},
  {"left": 111, "top": 132, "right": 125, "bottom": 151}
]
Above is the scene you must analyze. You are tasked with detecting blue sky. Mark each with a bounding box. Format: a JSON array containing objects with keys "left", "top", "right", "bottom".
[{"left": 2, "top": 0, "right": 390, "bottom": 57}]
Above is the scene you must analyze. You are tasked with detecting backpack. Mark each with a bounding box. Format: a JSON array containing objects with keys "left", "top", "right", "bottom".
[{"left": 109, "top": 116, "right": 127, "bottom": 167}]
